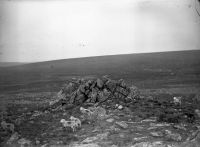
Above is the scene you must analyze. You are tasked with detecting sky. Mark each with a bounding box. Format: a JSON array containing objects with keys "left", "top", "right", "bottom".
[{"left": 0, "top": 0, "right": 200, "bottom": 62}]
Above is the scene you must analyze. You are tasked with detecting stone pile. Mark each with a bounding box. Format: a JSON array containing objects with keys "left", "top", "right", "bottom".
[{"left": 51, "top": 76, "right": 140, "bottom": 107}]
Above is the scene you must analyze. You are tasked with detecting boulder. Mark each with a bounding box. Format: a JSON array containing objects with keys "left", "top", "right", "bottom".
[{"left": 97, "top": 78, "right": 104, "bottom": 89}]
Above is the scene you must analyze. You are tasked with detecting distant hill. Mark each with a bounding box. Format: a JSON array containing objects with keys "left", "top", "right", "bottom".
[
  {"left": 0, "top": 62, "right": 27, "bottom": 67},
  {"left": 3, "top": 50, "right": 200, "bottom": 75},
  {"left": 0, "top": 50, "right": 200, "bottom": 93}
]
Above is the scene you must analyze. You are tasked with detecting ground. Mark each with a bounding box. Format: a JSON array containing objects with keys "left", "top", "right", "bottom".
[
  {"left": 0, "top": 85, "right": 200, "bottom": 147},
  {"left": 0, "top": 50, "right": 200, "bottom": 146}
]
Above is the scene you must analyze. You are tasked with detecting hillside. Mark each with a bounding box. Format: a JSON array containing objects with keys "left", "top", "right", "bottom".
[
  {"left": 0, "top": 62, "right": 27, "bottom": 67},
  {"left": 0, "top": 50, "right": 200, "bottom": 93}
]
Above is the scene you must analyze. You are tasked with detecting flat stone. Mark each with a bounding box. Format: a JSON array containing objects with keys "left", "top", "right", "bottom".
[
  {"left": 106, "top": 118, "right": 115, "bottom": 123},
  {"left": 150, "top": 132, "right": 164, "bottom": 137},
  {"left": 82, "top": 136, "right": 98, "bottom": 143},
  {"left": 150, "top": 123, "right": 171, "bottom": 127},
  {"left": 173, "top": 124, "right": 187, "bottom": 131},
  {"left": 71, "top": 143, "right": 100, "bottom": 147},
  {"left": 118, "top": 105, "right": 123, "bottom": 110},
  {"left": 133, "top": 136, "right": 148, "bottom": 141},
  {"left": 141, "top": 118, "right": 156, "bottom": 122},
  {"left": 115, "top": 121, "right": 128, "bottom": 129}
]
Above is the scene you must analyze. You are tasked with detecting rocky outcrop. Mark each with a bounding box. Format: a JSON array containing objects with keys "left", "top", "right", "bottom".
[{"left": 50, "top": 76, "right": 140, "bottom": 108}]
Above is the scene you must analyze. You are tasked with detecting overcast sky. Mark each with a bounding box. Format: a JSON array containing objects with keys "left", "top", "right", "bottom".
[{"left": 0, "top": 0, "right": 200, "bottom": 62}]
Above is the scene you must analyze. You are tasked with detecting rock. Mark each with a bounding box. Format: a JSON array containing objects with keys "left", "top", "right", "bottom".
[
  {"left": 6, "top": 132, "right": 20, "bottom": 144},
  {"left": 118, "top": 79, "right": 126, "bottom": 87},
  {"left": 56, "top": 140, "right": 63, "bottom": 144},
  {"left": 110, "top": 125, "right": 121, "bottom": 132},
  {"left": 173, "top": 96, "right": 182, "bottom": 105},
  {"left": 115, "top": 121, "right": 128, "bottom": 129},
  {"left": 71, "top": 143, "right": 100, "bottom": 147},
  {"left": 1, "top": 121, "right": 15, "bottom": 133},
  {"left": 133, "top": 136, "right": 148, "bottom": 142},
  {"left": 98, "top": 89, "right": 110, "bottom": 102},
  {"left": 82, "top": 136, "right": 98, "bottom": 143},
  {"left": 81, "top": 132, "right": 108, "bottom": 143},
  {"left": 102, "top": 75, "right": 110, "bottom": 83},
  {"left": 81, "top": 106, "right": 107, "bottom": 121},
  {"left": 85, "top": 80, "right": 92, "bottom": 88},
  {"left": 142, "top": 118, "right": 157, "bottom": 122},
  {"left": 119, "top": 133, "right": 126, "bottom": 138},
  {"left": 105, "top": 80, "right": 117, "bottom": 92},
  {"left": 90, "top": 89, "right": 98, "bottom": 103},
  {"left": 110, "top": 145, "right": 118, "bottom": 147},
  {"left": 76, "top": 94, "right": 86, "bottom": 104},
  {"left": 173, "top": 124, "right": 187, "bottom": 131},
  {"left": 165, "top": 130, "right": 182, "bottom": 141},
  {"left": 127, "top": 85, "right": 140, "bottom": 100},
  {"left": 115, "top": 103, "right": 124, "bottom": 109},
  {"left": 79, "top": 85, "right": 86, "bottom": 93},
  {"left": 150, "top": 123, "right": 171, "bottom": 127},
  {"left": 106, "top": 118, "right": 115, "bottom": 123},
  {"left": 36, "top": 140, "right": 40, "bottom": 145},
  {"left": 178, "top": 130, "right": 200, "bottom": 147},
  {"left": 15, "top": 118, "right": 22, "bottom": 126},
  {"left": 41, "top": 143, "right": 48, "bottom": 147},
  {"left": 97, "top": 79, "right": 104, "bottom": 89},
  {"left": 147, "top": 127, "right": 158, "bottom": 130},
  {"left": 150, "top": 132, "right": 164, "bottom": 137},
  {"left": 31, "top": 111, "right": 43, "bottom": 118},
  {"left": 18, "top": 138, "right": 31, "bottom": 147},
  {"left": 179, "top": 130, "right": 200, "bottom": 146},
  {"left": 53, "top": 76, "right": 139, "bottom": 108},
  {"left": 118, "top": 105, "right": 123, "bottom": 110},
  {"left": 195, "top": 109, "right": 200, "bottom": 118},
  {"left": 92, "top": 106, "right": 107, "bottom": 120},
  {"left": 96, "top": 132, "right": 109, "bottom": 140},
  {"left": 132, "top": 141, "right": 170, "bottom": 147}
]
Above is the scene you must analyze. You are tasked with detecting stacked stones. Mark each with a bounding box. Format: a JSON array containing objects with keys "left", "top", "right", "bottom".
[{"left": 57, "top": 76, "right": 140, "bottom": 106}]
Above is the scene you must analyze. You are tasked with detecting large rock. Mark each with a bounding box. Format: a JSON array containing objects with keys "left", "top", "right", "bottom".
[
  {"left": 127, "top": 85, "right": 140, "bottom": 100},
  {"left": 105, "top": 80, "right": 117, "bottom": 92},
  {"left": 97, "top": 78, "right": 104, "bottom": 89},
  {"left": 118, "top": 79, "right": 126, "bottom": 88}
]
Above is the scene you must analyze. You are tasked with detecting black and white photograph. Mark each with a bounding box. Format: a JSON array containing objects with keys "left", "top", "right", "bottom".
[{"left": 0, "top": 0, "right": 200, "bottom": 146}]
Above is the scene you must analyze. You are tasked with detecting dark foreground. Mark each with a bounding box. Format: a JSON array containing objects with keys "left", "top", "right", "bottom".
[{"left": 0, "top": 50, "right": 200, "bottom": 147}]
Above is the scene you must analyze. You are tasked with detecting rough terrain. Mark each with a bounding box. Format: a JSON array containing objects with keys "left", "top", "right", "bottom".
[{"left": 1, "top": 76, "right": 200, "bottom": 147}]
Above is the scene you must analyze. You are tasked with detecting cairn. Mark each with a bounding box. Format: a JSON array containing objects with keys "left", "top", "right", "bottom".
[{"left": 50, "top": 76, "right": 140, "bottom": 108}]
